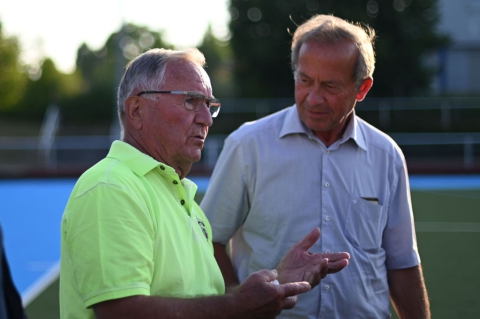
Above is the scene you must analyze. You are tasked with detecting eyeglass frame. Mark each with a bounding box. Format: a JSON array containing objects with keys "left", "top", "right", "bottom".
[{"left": 136, "top": 90, "right": 221, "bottom": 118}]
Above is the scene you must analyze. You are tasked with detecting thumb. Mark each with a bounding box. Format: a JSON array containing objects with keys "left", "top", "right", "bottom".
[
  {"left": 254, "top": 268, "right": 278, "bottom": 283},
  {"left": 296, "top": 227, "right": 321, "bottom": 251}
]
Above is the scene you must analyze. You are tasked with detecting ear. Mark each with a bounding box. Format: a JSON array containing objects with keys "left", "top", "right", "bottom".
[
  {"left": 356, "top": 77, "right": 373, "bottom": 102},
  {"left": 124, "top": 96, "right": 143, "bottom": 130}
]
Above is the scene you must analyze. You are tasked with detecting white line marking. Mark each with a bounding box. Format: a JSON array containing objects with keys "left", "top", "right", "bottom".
[
  {"left": 21, "top": 261, "right": 60, "bottom": 307},
  {"left": 415, "top": 222, "right": 480, "bottom": 232}
]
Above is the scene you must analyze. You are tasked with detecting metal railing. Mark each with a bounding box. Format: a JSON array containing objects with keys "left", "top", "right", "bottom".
[
  {"left": 1, "top": 132, "right": 478, "bottom": 174},
  {"left": 355, "top": 97, "right": 480, "bottom": 131},
  {"left": 1, "top": 97, "right": 479, "bottom": 175}
]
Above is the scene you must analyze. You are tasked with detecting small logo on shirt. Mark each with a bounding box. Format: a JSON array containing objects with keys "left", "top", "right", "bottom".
[{"left": 196, "top": 218, "right": 208, "bottom": 240}]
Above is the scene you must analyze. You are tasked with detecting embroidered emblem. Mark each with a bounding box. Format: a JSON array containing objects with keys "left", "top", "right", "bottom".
[{"left": 196, "top": 218, "right": 208, "bottom": 240}]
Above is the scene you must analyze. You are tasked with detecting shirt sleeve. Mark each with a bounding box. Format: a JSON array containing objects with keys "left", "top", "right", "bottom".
[
  {"left": 63, "top": 182, "right": 155, "bottom": 308},
  {"left": 383, "top": 151, "right": 421, "bottom": 270},
  {"left": 200, "top": 134, "right": 251, "bottom": 244}
]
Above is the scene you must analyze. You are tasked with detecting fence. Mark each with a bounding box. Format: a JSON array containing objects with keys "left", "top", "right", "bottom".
[{"left": 1, "top": 97, "right": 480, "bottom": 177}]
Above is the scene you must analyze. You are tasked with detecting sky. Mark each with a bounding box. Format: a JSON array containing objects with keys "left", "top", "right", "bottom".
[{"left": 0, "top": 0, "right": 230, "bottom": 73}]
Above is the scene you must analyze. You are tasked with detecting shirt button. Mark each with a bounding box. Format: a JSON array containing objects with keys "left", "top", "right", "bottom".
[
  {"left": 325, "top": 150, "right": 330, "bottom": 154},
  {"left": 324, "top": 285, "right": 330, "bottom": 290},
  {"left": 180, "top": 200, "right": 185, "bottom": 205},
  {"left": 325, "top": 182, "right": 330, "bottom": 187},
  {"left": 326, "top": 216, "right": 331, "bottom": 221},
  {"left": 160, "top": 165, "right": 165, "bottom": 170},
  {"left": 173, "top": 180, "right": 178, "bottom": 185}
]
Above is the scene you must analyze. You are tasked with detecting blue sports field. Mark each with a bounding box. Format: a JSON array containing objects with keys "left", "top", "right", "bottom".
[{"left": 1, "top": 175, "right": 479, "bottom": 318}]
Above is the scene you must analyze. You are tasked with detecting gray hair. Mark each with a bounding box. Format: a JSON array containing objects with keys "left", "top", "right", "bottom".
[
  {"left": 291, "top": 14, "right": 376, "bottom": 88},
  {"left": 117, "top": 48, "right": 206, "bottom": 137}
]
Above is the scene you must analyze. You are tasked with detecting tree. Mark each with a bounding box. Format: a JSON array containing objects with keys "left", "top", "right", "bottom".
[
  {"left": 198, "top": 25, "right": 236, "bottom": 98},
  {"left": 228, "top": 0, "right": 449, "bottom": 98},
  {"left": 0, "top": 20, "right": 85, "bottom": 121},
  {"left": 61, "top": 23, "right": 173, "bottom": 124},
  {"left": 0, "top": 22, "right": 175, "bottom": 127},
  {"left": 5, "top": 56, "right": 84, "bottom": 121},
  {"left": 0, "top": 23, "right": 27, "bottom": 111}
]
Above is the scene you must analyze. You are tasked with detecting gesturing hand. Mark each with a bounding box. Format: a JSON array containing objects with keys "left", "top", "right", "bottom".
[
  {"left": 276, "top": 228, "right": 350, "bottom": 288},
  {"left": 234, "top": 269, "right": 311, "bottom": 319}
]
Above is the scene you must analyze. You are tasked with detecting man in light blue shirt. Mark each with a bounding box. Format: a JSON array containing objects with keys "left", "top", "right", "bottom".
[{"left": 201, "top": 14, "right": 430, "bottom": 319}]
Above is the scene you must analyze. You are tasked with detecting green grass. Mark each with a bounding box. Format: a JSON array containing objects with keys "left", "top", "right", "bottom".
[
  {"left": 25, "top": 189, "right": 480, "bottom": 319},
  {"left": 407, "top": 190, "right": 480, "bottom": 319},
  {"left": 25, "top": 278, "right": 60, "bottom": 319}
]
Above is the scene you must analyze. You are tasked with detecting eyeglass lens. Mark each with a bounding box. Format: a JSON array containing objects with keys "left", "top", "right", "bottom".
[{"left": 185, "top": 93, "right": 220, "bottom": 118}]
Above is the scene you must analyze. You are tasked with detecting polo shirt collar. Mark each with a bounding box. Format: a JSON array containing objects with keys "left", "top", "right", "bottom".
[
  {"left": 279, "top": 105, "right": 367, "bottom": 151},
  {"left": 107, "top": 140, "right": 168, "bottom": 176}
]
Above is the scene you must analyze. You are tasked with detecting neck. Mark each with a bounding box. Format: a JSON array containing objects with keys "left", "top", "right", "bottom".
[
  {"left": 122, "top": 134, "right": 190, "bottom": 179},
  {"left": 314, "top": 114, "right": 352, "bottom": 147}
]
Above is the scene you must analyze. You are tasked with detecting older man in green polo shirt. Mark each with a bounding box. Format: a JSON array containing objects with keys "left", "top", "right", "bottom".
[{"left": 59, "top": 48, "right": 350, "bottom": 319}]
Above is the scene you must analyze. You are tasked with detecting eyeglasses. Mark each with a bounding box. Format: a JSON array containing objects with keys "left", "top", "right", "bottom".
[{"left": 137, "top": 90, "right": 221, "bottom": 118}]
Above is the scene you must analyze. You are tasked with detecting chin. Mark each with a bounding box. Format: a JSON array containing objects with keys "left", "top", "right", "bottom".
[
  {"left": 187, "top": 151, "right": 202, "bottom": 163},
  {"left": 304, "top": 121, "right": 331, "bottom": 133}
]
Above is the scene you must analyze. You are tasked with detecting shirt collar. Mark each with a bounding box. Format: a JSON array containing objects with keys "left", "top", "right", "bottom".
[
  {"left": 107, "top": 140, "right": 172, "bottom": 176},
  {"left": 106, "top": 141, "right": 197, "bottom": 195},
  {"left": 342, "top": 111, "right": 367, "bottom": 151},
  {"left": 279, "top": 105, "right": 367, "bottom": 151},
  {"left": 279, "top": 105, "right": 308, "bottom": 137}
]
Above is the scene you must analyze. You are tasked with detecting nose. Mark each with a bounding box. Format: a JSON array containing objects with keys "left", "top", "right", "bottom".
[
  {"left": 195, "top": 103, "right": 213, "bottom": 127},
  {"left": 307, "top": 85, "right": 326, "bottom": 105}
]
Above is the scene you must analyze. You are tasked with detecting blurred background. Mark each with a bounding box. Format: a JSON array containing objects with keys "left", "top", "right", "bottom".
[{"left": 0, "top": 0, "right": 479, "bottom": 318}]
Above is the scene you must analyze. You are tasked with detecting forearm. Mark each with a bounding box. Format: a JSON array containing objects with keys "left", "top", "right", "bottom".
[
  {"left": 94, "top": 270, "right": 311, "bottom": 319},
  {"left": 94, "top": 294, "right": 244, "bottom": 319},
  {"left": 388, "top": 265, "right": 430, "bottom": 319},
  {"left": 213, "top": 242, "right": 240, "bottom": 291}
]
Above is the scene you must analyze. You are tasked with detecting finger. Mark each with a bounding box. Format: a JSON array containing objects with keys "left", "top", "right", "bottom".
[
  {"left": 327, "top": 259, "right": 350, "bottom": 274},
  {"left": 295, "top": 227, "right": 321, "bottom": 251},
  {"left": 322, "top": 252, "right": 350, "bottom": 262},
  {"left": 303, "top": 257, "right": 328, "bottom": 285},
  {"left": 282, "top": 295, "right": 298, "bottom": 309},
  {"left": 251, "top": 268, "right": 278, "bottom": 282},
  {"left": 320, "top": 258, "right": 329, "bottom": 279},
  {"left": 281, "top": 281, "right": 311, "bottom": 297},
  {"left": 307, "top": 271, "right": 322, "bottom": 287}
]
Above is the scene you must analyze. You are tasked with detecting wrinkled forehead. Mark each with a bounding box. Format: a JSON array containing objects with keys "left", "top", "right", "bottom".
[{"left": 162, "top": 60, "right": 212, "bottom": 93}]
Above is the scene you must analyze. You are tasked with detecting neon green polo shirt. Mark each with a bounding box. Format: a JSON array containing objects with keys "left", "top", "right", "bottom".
[{"left": 60, "top": 140, "right": 224, "bottom": 319}]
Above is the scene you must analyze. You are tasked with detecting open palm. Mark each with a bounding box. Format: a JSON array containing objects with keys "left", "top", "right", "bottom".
[{"left": 276, "top": 228, "right": 350, "bottom": 288}]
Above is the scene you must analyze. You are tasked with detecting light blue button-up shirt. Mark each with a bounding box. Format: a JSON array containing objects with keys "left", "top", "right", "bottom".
[{"left": 201, "top": 105, "right": 420, "bottom": 319}]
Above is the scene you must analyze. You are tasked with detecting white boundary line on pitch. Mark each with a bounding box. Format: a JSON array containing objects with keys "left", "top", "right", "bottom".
[
  {"left": 415, "top": 222, "right": 480, "bottom": 232},
  {"left": 21, "top": 261, "right": 60, "bottom": 307}
]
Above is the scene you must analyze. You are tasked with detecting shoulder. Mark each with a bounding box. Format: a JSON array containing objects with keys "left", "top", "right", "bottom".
[
  {"left": 356, "top": 116, "right": 405, "bottom": 164},
  {"left": 227, "top": 107, "right": 292, "bottom": 144},
  {"left": 72, "top": 157, "right": 139, "bottom": 198}
]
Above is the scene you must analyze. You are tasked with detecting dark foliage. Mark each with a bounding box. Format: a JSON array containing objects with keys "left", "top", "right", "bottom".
[{"left": 228, "top": 0, "right": 450, "bottom": 98}]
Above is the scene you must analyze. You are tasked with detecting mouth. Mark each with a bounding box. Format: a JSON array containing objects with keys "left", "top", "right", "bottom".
[
  {"left": 189, "top": 127, "right": 208, "bottom": 144},
  {"left": 301, "top": 102, "right": 329, "bottom": 113},
  {"left": 307, "top": 108, "right": 330, "bottom": 118},
  {"left": 306, "top": 105, "right": 329, "bottom": 113},
  {"left": 190, "top": 133, "right": 207, "bottom": 145},
  {"left": 194, "top": 134, "right": 206, "bottom": 141}
]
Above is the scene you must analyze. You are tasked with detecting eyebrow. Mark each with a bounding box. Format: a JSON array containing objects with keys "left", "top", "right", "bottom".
[
  {"left": 189, "top": 91, "right": 217, "bottom": 99},
  {"left": 297, "top": 72, "right": 341, "bottom": 85}
]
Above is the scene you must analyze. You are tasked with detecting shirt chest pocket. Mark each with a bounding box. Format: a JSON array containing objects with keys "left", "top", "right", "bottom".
[{"left": 345, "top": 197, "right": 384, "bottom": 252}]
